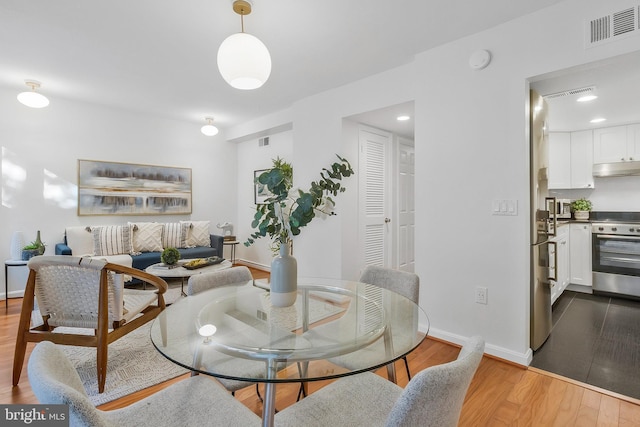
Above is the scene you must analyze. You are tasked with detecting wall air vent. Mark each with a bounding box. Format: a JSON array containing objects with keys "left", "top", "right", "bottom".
[
  {"left": 258, "top": 136, "right": 270, "bottom": 147},
  {"left": 543, "top": 86, "right": 596, "bottom": 100},
  {"left": 586, "top": 5, "right": 639, "bottom": 48}
]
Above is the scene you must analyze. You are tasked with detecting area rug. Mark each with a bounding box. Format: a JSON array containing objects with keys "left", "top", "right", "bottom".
[{"left": 57, "top": 323, "right": 188, "bottom": 406}]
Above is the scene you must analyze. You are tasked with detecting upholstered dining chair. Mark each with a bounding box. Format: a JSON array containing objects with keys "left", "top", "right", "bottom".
[
  {"left": 13, "top": 256, "right": 168, "bottom": 394},
  {"left": 187, "top": 266, "right": 267, "bottom": 400},
  {"left": 28, "top": 341, "right": 262, "bottom": 427},
  {"left": 357, "top": 265, "right": 420, "bottom": 379},
  {"left": 277, "top": 335, "right": 485, "bottom": 427}
]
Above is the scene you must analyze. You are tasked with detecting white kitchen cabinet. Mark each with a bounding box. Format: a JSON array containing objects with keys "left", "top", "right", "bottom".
[
  {"left": 629, "top": 124, "right": 640, "bottom": 159},
  {"left": 570, "top": 130, "right": 594, "bottom": 189},
  {"left": 593, "top": 125, "right": 637, "bottom": 163},
  {"left": 548, "top": 131, "right": 593, "bottom": 189},
  {"left": 550, "top": 224, "right": 570, "bottom": 304},
  {"left": 569, "top": 223, "right": 592, "bottom": 287},
  {"left": 548, "top": 132, "right": 571, "bottom": 189}
]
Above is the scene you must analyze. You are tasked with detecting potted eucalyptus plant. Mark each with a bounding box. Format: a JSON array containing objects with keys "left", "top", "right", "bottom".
[
  {"left": 571, "top": 198, "right": 592, "bottom": 220},
  {"left": 245, "top": 155, "right": 353, "bottom": 306}
]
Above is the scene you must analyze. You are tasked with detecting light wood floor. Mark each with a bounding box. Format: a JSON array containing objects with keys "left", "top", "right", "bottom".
[{"left": 3, "top": 267, "right": 640, "bottom": 425}]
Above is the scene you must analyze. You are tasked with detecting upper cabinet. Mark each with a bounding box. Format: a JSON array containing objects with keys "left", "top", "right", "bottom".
[
  {"left": 593, "top": 125, "right": 639, "bottom": 163},
  {"left": 548, "top": 131, "right": 594, "bottom": 189}
]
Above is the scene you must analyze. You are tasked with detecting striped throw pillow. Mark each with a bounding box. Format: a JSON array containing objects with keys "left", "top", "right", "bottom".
[
  {"left": 92, "top": 225, "right": 133, "bottom": 256},
  {"left": 162, "top": 222, "right": 189, "bottom": 249}
]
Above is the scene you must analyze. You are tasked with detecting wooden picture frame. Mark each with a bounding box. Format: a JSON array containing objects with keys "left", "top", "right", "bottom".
[
  {"left": 78, "top": 159, "right": 192, "bottom": 215},
  {"left": 254, "top": 169, "right": 273, "bottom": 204}
]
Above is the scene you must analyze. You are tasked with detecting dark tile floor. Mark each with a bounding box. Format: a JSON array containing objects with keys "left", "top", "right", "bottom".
[{"left": 531, "top": 290, "right": 640, "bottom": 399}]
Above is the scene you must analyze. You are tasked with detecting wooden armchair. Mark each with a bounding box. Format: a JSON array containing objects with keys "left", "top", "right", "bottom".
[{"left": 13, "top": 256, "right": 168, "bottom": 393}]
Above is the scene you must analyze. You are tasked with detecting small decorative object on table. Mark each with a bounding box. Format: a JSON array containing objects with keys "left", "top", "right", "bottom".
[
  {"left": 571, "top": 198, "right": 592, "bottom": 221},
  {"left": 10, "top": 231, "right": 25, "bottom": 261},
  {"left": 161, "top": 247, "right": 181, "bottom": 265},
  {"left": 22, "top": 231, "right": 46, "bottom": 260},
  {"left": 182, "top": 256, "right": 225, "bottom": 270},
  {"left": 245, "top": 155, "right": 353, "bottom": 307}
]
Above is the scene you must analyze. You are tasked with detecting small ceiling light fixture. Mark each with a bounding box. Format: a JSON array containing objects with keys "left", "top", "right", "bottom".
[
  {"left": 590, "top": 117, "right": 606, "bottom": 124},
  {"left": 17, "top": 80, "right": 50, "bottom": 108},
  {"left": 217, "top": 0, "right": 271, "bottom": 90},
  {"left": 577, "top": 95, "right": 598, "bottom": 102},
  {"left": 397, "top": 115, "right": 410, "bottom": 121},
  {"left": 201, "top": 117, "right": 219, "bottom": 136}
]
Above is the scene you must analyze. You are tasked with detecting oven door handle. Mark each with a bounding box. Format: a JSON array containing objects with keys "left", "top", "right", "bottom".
[
  {"left": 595, "top": 234, "right": 640, "bottom": 241},
  {"left": 548, "top": 241, "right": 557, "bottom": 282}
]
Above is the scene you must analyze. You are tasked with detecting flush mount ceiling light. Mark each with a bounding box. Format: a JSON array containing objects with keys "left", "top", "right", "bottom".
[
  {"left": 217, "top": 0, "right": 271, "bottom": 90},
  {"left": 590, "top": 117, "right": 606, "bottom": 124},
  {"left": 397, "top": 115, "right": 410, "bottom": 121},
  {"left": 201, "top": 117, "right": 219, "bottom": 136},
  {"left": 17, "top": 80, "right": 49, "bottom": 108}
]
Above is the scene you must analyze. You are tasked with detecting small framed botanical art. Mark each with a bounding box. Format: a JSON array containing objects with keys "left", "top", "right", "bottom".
[{"left": 254, "top": 169, "right": 273, "bottom": 204}]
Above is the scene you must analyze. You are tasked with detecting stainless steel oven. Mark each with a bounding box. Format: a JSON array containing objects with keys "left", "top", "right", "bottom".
[{"left": 592, "top": 221, "right": 640, "bottom": 299}]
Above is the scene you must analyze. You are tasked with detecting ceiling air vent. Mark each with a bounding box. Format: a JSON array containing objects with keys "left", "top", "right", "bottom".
[
  {"left": 258, "top": 136, "right": 270, "bottom": 147},
  {"left": 586, "top": 5, "right": 639, "bottom": 48},
  {"left": 543, "top": 86, "right": 596, "bottom": 100}
]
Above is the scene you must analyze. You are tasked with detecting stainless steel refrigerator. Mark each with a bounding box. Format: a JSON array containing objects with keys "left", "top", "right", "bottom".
[{"left": 530, "top": 90, "right": 555, "bottom": 351}]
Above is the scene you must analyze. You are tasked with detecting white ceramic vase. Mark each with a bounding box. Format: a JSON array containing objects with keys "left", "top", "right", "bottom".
[
  {"left": 270, "top": 241, "right": 297, "bottom": 307},
  {"left": 10, "top": 231, "right": 25, "bottom": 261}
]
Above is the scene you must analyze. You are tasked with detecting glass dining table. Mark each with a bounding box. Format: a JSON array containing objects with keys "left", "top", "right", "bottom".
[{"left": 150, "top": 278, "right": 429, "bottom": 427}]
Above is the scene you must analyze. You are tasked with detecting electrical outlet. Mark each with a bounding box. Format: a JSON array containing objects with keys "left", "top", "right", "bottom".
[{"left": 475, "top": 287, "right": 488, "bottom": 305}]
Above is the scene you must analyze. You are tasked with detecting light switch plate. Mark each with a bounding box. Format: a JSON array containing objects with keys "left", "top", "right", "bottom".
[{"left": 492, "top": 199, "right": 518, "bottom": 216}]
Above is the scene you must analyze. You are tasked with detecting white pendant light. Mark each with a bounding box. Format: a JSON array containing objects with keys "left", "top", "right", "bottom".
[
  {"left": 17, "top": 80, "right": 50, "bottom": 108},
  {"left": 201, "top": 117, "right": 219, "bottom": 136},
  {"left": 217, "top": 0, "right": 271, "bottom": 90}
]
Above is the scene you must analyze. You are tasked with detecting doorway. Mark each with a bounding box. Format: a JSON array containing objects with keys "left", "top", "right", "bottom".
[
  {"left": 528, "top": 51, "right": 640, "bottom": 399},
  {"left": 345, "top": 101, "right": 415, "bottom": 274}
]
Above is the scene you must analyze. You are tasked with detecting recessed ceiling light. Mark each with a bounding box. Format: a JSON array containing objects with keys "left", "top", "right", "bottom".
[
  {"left": 590, "top": 117, "right": 606, "bottom": 124},
  {"left": 577, "top": 95, "right": 598, "bottom": 102},
  {"left": 397, "top": 115, "right": 410, "bottom": 121}
]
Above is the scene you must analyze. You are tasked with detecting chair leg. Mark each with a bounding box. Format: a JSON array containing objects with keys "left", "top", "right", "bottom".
[
  {"left": 403, "top": 356, "right": 411, "bottom": 380},
  {"left": 13, "top": 273, "right": 37, "bottom": 386}
]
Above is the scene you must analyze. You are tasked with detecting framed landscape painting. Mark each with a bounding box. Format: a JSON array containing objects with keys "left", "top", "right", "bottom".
[
  {"left": 78, "top": 159, "right": 192, "bottom": 215},
  {"left": 254, "top": 169, "right": 273, "bottom": 204}
]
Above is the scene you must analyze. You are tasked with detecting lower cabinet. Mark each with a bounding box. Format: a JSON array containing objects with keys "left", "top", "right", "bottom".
[
  {"left": 551, "top": 224, "right": 570, "bottom": 304},
  {"left": 569, "top": 223, "right": 592, "bottom": 287}
]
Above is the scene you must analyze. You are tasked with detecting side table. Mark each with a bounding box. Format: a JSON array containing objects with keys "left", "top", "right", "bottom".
[
  {"left": 5, "top": 260, "right": 28, "bottom": 309},
  {"left": 223, "top": 240, "right": 239, "bottom": 264}
]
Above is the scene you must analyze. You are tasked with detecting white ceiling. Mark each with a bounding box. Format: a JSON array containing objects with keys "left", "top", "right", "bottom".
[
  {"left": 1, "top": 0, "right": 567, "bottom": 134},
  {"left": 531, "top": 51, "right": 640, "bottom": 132}
]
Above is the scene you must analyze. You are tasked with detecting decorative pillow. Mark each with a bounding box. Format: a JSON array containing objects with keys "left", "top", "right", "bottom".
[
  {"left": 65, "top": 226, "right": 95, "bottom": 256},
  {"left": 91, "top": 225, "right": 133, "bottom": 256},
  {"left": 180, "top": 221, "right": 211, "bottom": 248},
  {"left": 162, "top": 222, "right": 189, "bottom": 249},
  {"left": 129, "top": 222, "right": 164, "bottom": 253}
]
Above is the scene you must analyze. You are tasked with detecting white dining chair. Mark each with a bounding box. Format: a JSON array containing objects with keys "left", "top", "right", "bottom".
[
  {"left": 28, "top": 341, "right": 262, "bottom": 427},
  {"left": 277, "top": 336, "right": 485, "bottom": 427}
]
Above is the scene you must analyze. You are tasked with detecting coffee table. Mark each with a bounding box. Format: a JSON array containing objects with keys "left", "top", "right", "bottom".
[{"left": 145, "top": 259, "right": 232, "bottom": 295}]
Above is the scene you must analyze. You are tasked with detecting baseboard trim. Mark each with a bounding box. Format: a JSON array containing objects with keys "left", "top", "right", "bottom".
[
  {"left": 235, "top": 259, "right": 270, "bottom": 271},
  {"left": 428, "top": 327, "right": 530, "bottom": 367}
]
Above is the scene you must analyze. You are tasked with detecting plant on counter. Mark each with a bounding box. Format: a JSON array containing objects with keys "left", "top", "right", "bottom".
[
  {"left": 571, "top": 198, "right": 592, "bottom": 212},
  {"left": 161, "top": 247, "right": 181, "bottom": 265},
  {"left": 244, "top": 155, "right": 354, "bottom": 251}
]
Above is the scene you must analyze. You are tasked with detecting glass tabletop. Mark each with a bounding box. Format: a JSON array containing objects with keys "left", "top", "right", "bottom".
[{"left": 150, "top": 278, "right": 428, "bottom": 383}]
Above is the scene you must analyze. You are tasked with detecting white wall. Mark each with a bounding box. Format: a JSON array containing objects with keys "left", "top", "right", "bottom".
[
  {"left": 228, "top": 0, "right": 640, "bottom": 364},
  {"left": 1, "top": 87, "right": 237, "bottom": 298},
  {"left": 551, "top": 176, "right": 640, "bottom": 211}
]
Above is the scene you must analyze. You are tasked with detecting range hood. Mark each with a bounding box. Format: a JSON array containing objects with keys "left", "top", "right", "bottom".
[{"left": 593, "top": 161, "right": 640, "bottom": 177}]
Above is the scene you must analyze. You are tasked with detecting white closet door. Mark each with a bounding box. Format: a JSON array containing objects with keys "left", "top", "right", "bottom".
[
  {"left": 358, "top": 126, "right": 391, "bottom": 268},
  {"left": 397, "top": 138, "right": 415, "bottom": 272}
]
